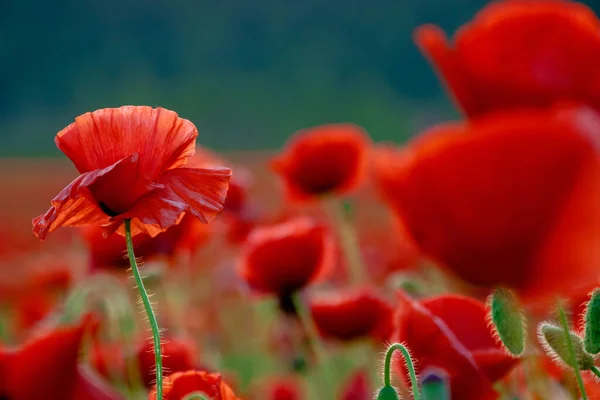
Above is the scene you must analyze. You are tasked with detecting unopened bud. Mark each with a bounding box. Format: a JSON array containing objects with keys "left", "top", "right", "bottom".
[
  {"left": 489, "top": 288, "right": 525, "bottom": 356},
  {"left": 539, "top": 323, "right": 594, "bottom": 370}
]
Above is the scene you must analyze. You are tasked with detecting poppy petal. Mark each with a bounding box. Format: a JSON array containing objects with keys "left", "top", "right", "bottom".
[
  {"left": 72, "top": 366, "right": 122, "bottom": 400},
  {"left": 103, "top": 166, "right": 232, "bottom": 237},
  {"left": 57, "top": 106, "right": 197, "bottom": 177}
]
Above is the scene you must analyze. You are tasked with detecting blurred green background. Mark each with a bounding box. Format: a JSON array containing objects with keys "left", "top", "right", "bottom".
[{"left": 1, "top": 0, "right": 598, "bottom": 155}]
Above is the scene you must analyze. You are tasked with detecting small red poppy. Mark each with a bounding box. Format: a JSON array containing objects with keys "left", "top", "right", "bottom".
[
  {"left": 339, "top": 369, "right": 370, "bottom": 400},
  {"left": 309, "top": 285, "right": 394, "bottom": 342},
  {"left": 239, "top": 216, "right": 335, "bottom": 296},
  {"left": 394, "top": 293, "right": 518, "bottom": 400},
  {"left": 272, "top": 124, "right": 371, "bottom": 201},
  {"left": 415, "top": 0, "right": 600, "bottom": 117},
  {"left": 0, "top": 316, "right": 120, "bottom": 400},
  {"left": 375, "top": 106, "right": 600, "bottom": 308},
  {"left": 148, "top": 370, "right": 240, "bottom": 400},
  {"left": 32, "top": 106, "right": 231, "bottom": 239},
  {"left": 137, "top": 338, "right": 197, "bottom": 388},
  {"left": 255, "top": 377, "right": 303, "bottom": 400}
]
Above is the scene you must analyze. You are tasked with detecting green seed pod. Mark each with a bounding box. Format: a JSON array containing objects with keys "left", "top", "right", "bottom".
[
  {"left": 539, "top": 323, "right": 595, "bottom": 370},
  {"left": 421, "top": 369, "right": 450, "bottom": 400},
  {"left": 585, "top": 289, "right": 600, "bottom": 354},
  {"left": 489, "top": 287, "right": 525, "bottom": 356},
  {"left": 376, "top": 385, "right": 401, "bottom": 400}
]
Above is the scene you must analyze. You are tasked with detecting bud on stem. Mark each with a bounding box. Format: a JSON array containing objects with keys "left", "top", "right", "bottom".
[
  {"left": 584, "top": 289, "right": 600, "bottom": 354},
  {"left": 376, "top": 343, "right": 420, "bottom": 400},
  {"left": 489, "top": 287, "right": 525, "bottom": 356}
]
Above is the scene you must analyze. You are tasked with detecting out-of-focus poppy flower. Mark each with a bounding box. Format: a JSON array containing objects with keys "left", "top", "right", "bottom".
[
  {"left": 394, "top": 293, "right": 518, "bottom": 400},
  {"left": 339, "top": 369, "right": 370, "bottom": 400},
  {"left": 82, "top": 214, "right": 212, "bottom": 270},
  {"left": 138, "top": 338, "right": 197, "bottom": 388},
  {"left": 148, "top": 370, "right": 240, "bottom": 400},
  {"left": 32, "top": 106, "right": 231, "bottom": 239},
  {"left": 415, "top": 0, "right": 600, "bottom": 117},
  {"left": 252, "top": 377, "right": 304, "bottom": 400},
  {"left": 239, "top": 217, "right": 335, "bottom": 299},
  {"left": 375, "top": 106, "right": 600, "bottom": 308},
  {"left": 309, "top": 286, "right": 393, "bottom": 342},
  {"left": 0, "top": 316, "right": 121, "bottom": 400},
  {"left": 272, "top": 124, "right": 371, "bottom": 201}
]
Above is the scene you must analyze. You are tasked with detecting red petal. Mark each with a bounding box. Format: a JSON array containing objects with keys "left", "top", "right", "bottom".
[
  {"left": 72, "top": 366, "right": 122, "bottom": 400},
  {"left": 57, "top": 106, "right": 197, "bottom": 178},
  {"left": 137, "top": 338, "right": 197, "bottom": 388},
  {"left": 103, "top": 166, "right": 232, "bottom": 237},
  {"left": 379, "top": 106, "right": 600, "bottom": 300},
  {"left": 6, "top": 318, "right": 90, "bottom": 400},
  {"left": 149, "top": 370, "right": 240, "bottom": 400}
]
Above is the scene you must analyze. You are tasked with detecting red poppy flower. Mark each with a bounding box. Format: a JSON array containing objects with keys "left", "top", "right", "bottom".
[
  {"left": 394, "top": 293, "right": 518, "bottom": 400},
  {"left": 253, "top": 377, "right": 303, "bottom": 400},
  {"left": 148, "top": 370, "right": 240, "bottom": 400},
  {"left": 375, "top": 106, "right": 600, "bottom": 308},
  {"left": 309, "top": 285, "right": 394, "bottom": 342},
  {"left": 82, "top": 214, "right": 212, "bottom": 270},
  {"left": 0, "top": 316, "right": 120, "bottom": 400},
  {"left": 137, "top": 338, "right": 197, "bottom": 388},
  {"left": 415, "top": 0, "right": 600, "bottom": 117},
  {"left": 239, "top": 216, "right": 335, "bottom": 296},
  {"left": 272, "top": 124, "right": 371, "bottom": 201},
  {"left": 32, "top": 106, "right": 231, "bottom": 239}
]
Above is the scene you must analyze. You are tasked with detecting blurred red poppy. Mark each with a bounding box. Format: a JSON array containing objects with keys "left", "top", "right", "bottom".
[
  {"left": 148, "top": 370, "right": 240, "bottom": 400},
  {"left": 0, "top": 316, "right": 120, "bottom": 400},
  {"left": 32, "top": 106, "right": 231, "bottom": 240},
  {"left": 375, "top": 106, "right": 600, "bottom": 308},
  {"left": 272, "top": 124, "right": 371, "bottom": 201},
  {"left": 415, "top": 0, "right": 600, "bottom": 117},
  {"left": 255, "top": 377, "right": 303, "bottom": 400},
  {"left": 137, "top": 338, "right": 197, "bottom": 388},
  {"left": 239, "top": 217, "right": 335, "bottom": 297},
  {"left": 394, "top": 293, "right": 518, "bottom": 400},
  {"left": 82, "top": 214, "right": 212, "bottom": 270},
  {"left": 309, "top": 286, "right": 393, "bottom": 342}
]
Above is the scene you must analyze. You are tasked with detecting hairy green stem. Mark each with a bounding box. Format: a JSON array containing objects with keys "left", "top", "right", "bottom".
[
  {"left": 384, "top": 343, "right": 420, "bottom": 400},
  {"left": 125, "top": 219, "right": 163, "bottom": 400},
  {"left": 558, "top": 303, "right": 587, "bottom": 400},
  {"left": 592, "top": 366, "right": 600, "bottom": 380}
]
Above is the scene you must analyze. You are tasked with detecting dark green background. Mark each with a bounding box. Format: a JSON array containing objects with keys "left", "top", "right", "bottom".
[{"left": 1, "top": 0, "right": 598, "bottom": 155}]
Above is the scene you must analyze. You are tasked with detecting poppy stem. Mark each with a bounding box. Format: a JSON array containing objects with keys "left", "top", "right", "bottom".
[
  {"left": 383, "top": 343, "right": 420, "bottom": 400},
  {"left": 325, "top": 198, "right": 366, "bottom": 284},
  {"left": 292, "top": 292, "right": 334, "bottom": 396},
  {"left": 124, "top": 219, "right": 163, "bottom": 400},
  {"left": 557, "top": 302, "right": 588, "bottom": 400}
]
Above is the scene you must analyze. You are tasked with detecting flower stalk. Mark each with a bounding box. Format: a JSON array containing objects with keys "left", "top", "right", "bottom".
[{"left": 125, "top": 219, "right": 163, "bottom": 400}]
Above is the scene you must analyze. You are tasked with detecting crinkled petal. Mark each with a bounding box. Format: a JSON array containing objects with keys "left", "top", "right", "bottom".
[
  {"left": 57, "top": 106, "right": 198, "bottom": 178},
  {"left": 103, "top": 167, "right": 232, "bottom": 238}
]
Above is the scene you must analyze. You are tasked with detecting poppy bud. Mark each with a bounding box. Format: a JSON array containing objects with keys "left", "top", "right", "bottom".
[
  {"left": 183, "top": 394, "right": 209, "bottom": 400},
  {"left": 376, "top": 385, "right": 400, "bottom": 400},
  {"left": 489, "top": 287, "right": 525, "bottom": 356},
  {"left": 421, "top": 369, "right": 450, "bottom": 400},
  {"left": 538, "top": 323, "right": 594, "bottom": 370},
  {"left": 584, "top": 289, "right": 600, "bottom": 354}
]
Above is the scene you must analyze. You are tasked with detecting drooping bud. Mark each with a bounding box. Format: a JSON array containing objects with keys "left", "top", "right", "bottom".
[
  {"left": 183, "top": 394, "right": 209, "bottom": 400},
  {"left": 420, "top": 368, "right": 450, "bottom": 400},
  {"left": 489, "top": 287, "right": 525, "bottom": 356},
  {"left": 584, "top": 289, "right": 600, "bottom": 354},
  {"left": 538, "top": 323, "right": 594, "bottom": 370},
  {"left": 376, "top": 385, "right": 400, "bottom": 400}
]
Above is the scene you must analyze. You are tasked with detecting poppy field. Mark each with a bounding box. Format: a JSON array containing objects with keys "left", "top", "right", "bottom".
[{"left": 6, "top": 0, "right": 600, "bottom": 399}]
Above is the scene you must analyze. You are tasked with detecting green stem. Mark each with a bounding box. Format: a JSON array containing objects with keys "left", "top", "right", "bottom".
[
  {"left": 124, "top": 219, "right": 163, "bottom": 400},
  {"left": 325, "top": 198, "right": 366, "bottom": 284},
  {"left": 292, "top": 293, "right": 334, "bottom": 396},
  {"left": 592, "top": 366, "right": 600, "bottom": 380},
  {"left": 384, "top": 343, "right": 420, "bottom": 400},
  {"left": 558, "top": 303, "right": 587, "bottom": 400}
]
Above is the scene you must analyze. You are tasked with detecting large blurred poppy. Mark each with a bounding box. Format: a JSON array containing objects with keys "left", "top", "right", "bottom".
[
  {"left": 415, "top": 0, "right": 600, "bottom": 117},
  {"left": 272, "top": 124, "right": 370, "bottom": 201},
  {"left": 0, "top": 316, "right": 120, "bottom": 400},
  {"left": 309, "top": 285, "right": 393, "bottom": 342},
  {"left": 394, "top": 293, "right": 518, "bottom": 400},
  {"left": 32, "top": 106, "right": 231, "bottom": 239},
  {"left": 148, "top": 370, "right": 240, "bottom": 400},
  {"left": 239, "top": 217, "right": 335, "bottom": 299},
  {"left": 375, "top": 106, "right": 600, "bottom": 308}
]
